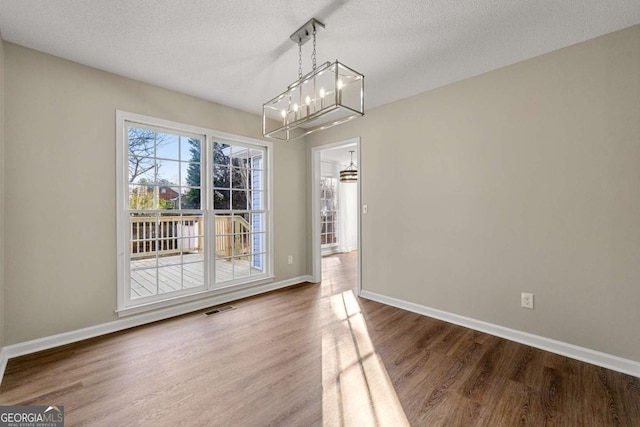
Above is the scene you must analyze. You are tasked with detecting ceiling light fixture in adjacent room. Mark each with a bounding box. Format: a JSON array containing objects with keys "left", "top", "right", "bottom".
[
  {"left": 263, "top": 18, "right": 364, "bottom": 142},
  {"left": 340, "top": 151, "right": 358, "bottom": 183}
]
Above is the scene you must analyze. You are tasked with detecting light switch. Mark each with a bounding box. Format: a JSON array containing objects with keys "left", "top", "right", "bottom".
[{"left": 363, "top": 204, "right": 368, "bottom": 214}]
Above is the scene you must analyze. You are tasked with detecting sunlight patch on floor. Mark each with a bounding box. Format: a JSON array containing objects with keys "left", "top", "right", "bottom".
[{"left": 322, "top": 290, "right": 410, "bottom": 426}]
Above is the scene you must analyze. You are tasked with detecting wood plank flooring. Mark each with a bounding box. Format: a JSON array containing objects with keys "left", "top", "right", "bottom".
[{"left": 1, "top": 252, "right": 639, "bottom": 426}]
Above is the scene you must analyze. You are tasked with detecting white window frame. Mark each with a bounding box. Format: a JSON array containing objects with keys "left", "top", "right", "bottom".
[
  {"left": 320, "top": 175, "right": 339, "bottom": 252},
  {"left": 116, "top": 111, "right": 274, "bottom": 316},
  {"left": 210, "top": 141, "right": 268, "bottom": 289}
]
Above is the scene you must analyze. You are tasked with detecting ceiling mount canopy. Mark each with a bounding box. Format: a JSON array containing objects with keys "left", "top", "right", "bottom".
[
  {"left": 340, "top": 150, "right": 358, "bottom": 183},
  {"left": 263, "top": 18, "right": 364, "bottom": 142}
]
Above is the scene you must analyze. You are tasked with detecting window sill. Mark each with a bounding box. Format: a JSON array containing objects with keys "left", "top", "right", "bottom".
[{"left": 116, "top": 275, "right": 275, "bottom": 317}]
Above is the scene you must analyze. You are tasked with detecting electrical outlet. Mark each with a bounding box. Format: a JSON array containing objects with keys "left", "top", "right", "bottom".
[
  {"left": 288, "top": 255, "right": 293, "bottom": 265},
  {"left": 521, "top": 293, "right": 534, "bottom": 309}
]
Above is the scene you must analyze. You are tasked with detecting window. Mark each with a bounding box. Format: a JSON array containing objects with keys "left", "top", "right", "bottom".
[
  {"left": 117, "top": 111, "right": 272, "bottom": 313},
  {"left": 212, "top": 142, "right": 266, "bottom": 286},
  {"left": 320, "top": 176, "right": 338, "bottom": 246},
  {"left": 126, "top": 126, "right": 204, "bottom": 303}
]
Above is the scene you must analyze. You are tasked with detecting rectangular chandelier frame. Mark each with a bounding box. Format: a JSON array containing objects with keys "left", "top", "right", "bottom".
[{"left": 263, "top": 60, "right": 364, "bottom": 142}]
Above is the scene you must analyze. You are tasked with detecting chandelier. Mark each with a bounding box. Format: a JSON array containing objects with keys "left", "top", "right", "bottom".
[
  {"left": 340, "top": 150, "right": 358, "bottom": 183},
  {"left": 263, "top": 18, "right": 364, "bottom": 141}
]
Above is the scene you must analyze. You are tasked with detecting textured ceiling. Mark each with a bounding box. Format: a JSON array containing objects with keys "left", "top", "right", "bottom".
[{"left": 0, "top": 1, "right": 639, "bottom": 116}]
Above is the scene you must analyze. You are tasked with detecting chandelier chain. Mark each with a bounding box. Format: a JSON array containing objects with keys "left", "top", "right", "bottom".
[
  {"left": 312, "top": 28, "right": 317, "bottom": 70},
  {"left": 298, "top": 40, "right": 303, "bottom": 79}
]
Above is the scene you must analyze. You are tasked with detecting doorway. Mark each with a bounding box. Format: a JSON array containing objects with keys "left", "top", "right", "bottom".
[{"left": 311, "top": 138, "right": 361, "bottom": 295}]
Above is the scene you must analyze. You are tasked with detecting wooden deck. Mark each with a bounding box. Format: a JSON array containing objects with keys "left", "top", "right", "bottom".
[{"left": 130, "top": 254, "right": 262, "bottom": 298}]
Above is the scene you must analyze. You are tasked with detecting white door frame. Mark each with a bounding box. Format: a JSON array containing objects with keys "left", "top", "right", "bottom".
[{"left": 311, "top": 137, "right": 362, "bottom": 296}]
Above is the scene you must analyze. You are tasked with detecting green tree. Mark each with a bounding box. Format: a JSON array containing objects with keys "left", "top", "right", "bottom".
[
  {"left": 183, "top": 138, "right": 202, "bottom": 209},
  {"left": 213, "top": 142, "right": 231, "bottom": 209}
]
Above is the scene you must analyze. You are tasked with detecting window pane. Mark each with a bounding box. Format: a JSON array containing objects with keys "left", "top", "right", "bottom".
[
  {"left": 249, "top": 190, "right": 262, "bottom": 210},
  {"left": 248, "top": 169, "right": 262, "bottom": 191},
  {"left": 158, "top": 186, "right": 180, "bottom": 210},
  {"left": 130, "top": 213, "right": 156, "bottom": 246},
  {"left": 213, "top": 165, "right": 230, "bottom": 189},
  {"left": 234, "top": 258, "right": 251, "bottom": 279},
  {"left": 157, "top": 213, "right": 181, "bottom": 255},
  {"left": 215, "top": 214, "right": 232, "bottom": 233},
  {"left": 214, "top": 190, "right": 230, "bottom": 209},
  {"left": 180, "top": 214, "right": 203, "bottom": 242},
  {"left": 233, "top": 233, "right": 250, "bottom": 257},
  {"left": 232, "top": 167, "right": 247, "bottom": 189},
  {"left": 156, "top": 159, "right": 180, "bottom": 186},
  {"left": 214, "top": 142, "right": 230, "bottom": 165},
  {"left": 251, "top": 232, "right": 265, "bottom": 254},
  {"left": 320, "top": 175, "right": 338, "bottom": 248},
  {"left": 215, "top": 257, "right": 232, "bottom": 283},
  {"left": 181, "top": 162, "right": 201, "bottom": 187},
  {"left": 215, "top": 215, "right": 232, "bottom": 259},
  {"left": 215, "top": 235, "right": 231, "bottom": 259},
  {"left": 183, "top": 262, "right": 204, "bottom": 288},
  {"left": 156, "top": 133, "right": 180, "bottom": 160},
  {"left": 129, "top": 163, "right": 156, "bottom": 185},
  {"left": 251, "top": 213, "right": 265, "bottom": 233},
  {"left": 232, "top": 190, "right": 248, "bottom": 210},
  {"left": 130, "top": 268, "right": 157, "bottom": 299},
  {"left": 251, "top": 253, "right": 265, "bottom": 273},
  {"left": 129, "top": 185, "right": 155, "bottom": 209},
  {"left": 231, "top": 145, "right": 248, "bottom": 164},
  {"left": 249, "top": 151, "right": 263, "bottom": 169},
  {"left": 181, "top": 137, "right": 201, "bottom": 163},
  {"left": 158, "top": 266, "right": 181, "bottom": 294},
  {"left": 181, "top": 187, "right": 201, "bottom": 210},
  {"left": 128, "top": 127, "right": 156, "bottom": 184},
  {"left": 231, "top": 156, "right": 248, "bottom": 168}
]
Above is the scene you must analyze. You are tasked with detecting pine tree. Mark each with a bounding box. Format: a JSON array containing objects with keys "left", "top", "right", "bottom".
[{"left": 183, "top": 138, "right": 202, "bottom": 209}]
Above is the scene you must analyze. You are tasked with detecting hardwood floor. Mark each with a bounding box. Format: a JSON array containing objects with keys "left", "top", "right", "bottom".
[{"left": 1, "top": 251, "right": 639, "bottom": 426}]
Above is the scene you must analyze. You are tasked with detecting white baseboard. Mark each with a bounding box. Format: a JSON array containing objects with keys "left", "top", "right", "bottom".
[
  {"left": 0, "top": 275, "right": 313, "bottom": 384},
  {"left": 360, "top": 290, "right": 640, "bottom": 378}
]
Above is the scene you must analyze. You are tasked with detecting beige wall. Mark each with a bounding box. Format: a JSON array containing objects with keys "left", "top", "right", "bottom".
[
  {"left": 3, "top": 43, "right": 307, "bottom": 344},
  {"left": 308, "top": 25, "right": 640, "bottom": 361},
  {"left": 0, "top": 35, "right": 5, "bottom": 348}
]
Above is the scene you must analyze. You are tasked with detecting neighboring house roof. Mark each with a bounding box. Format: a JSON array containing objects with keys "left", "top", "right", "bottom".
[{"left": 155, "top": 186, "right": 180, "bottom": 201}]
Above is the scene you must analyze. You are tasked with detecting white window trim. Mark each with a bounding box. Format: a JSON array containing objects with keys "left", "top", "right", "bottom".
[{"left": 116, "top": 110, "right": 274, "bottom": 316}]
